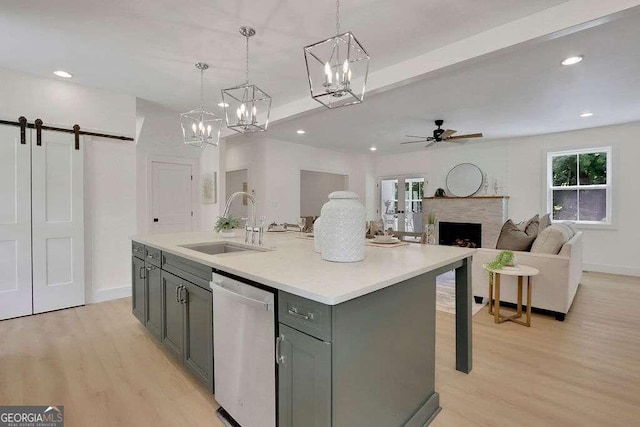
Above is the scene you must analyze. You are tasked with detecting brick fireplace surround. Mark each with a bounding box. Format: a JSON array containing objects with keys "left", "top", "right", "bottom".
[{"left": 423, "top": 196, "right": 509, "bottom": 249}]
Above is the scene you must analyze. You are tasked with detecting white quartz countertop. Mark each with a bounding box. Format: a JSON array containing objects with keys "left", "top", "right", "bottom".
[{"left": 132, "top": 231, "right": 475, "bottom": 305}]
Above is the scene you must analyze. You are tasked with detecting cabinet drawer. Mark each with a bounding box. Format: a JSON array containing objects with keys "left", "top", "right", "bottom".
[
  {"left": 278, "top": 291, "right": 331, "bottom": 342},
  {"left": 132, "top": 241, "right": 145, "bottom": 259},
  {"left": 145, "top": 246, "right": 162, "bottom": 267},
  {"left": 162, "top": 252, "right": 211, "bottom": 290}
]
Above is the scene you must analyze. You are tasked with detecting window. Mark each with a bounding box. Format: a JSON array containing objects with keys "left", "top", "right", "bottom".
[
  {"left": 547, "top": 147, "right": 612, "bottom": 224},
  {"left": 404, "top": 178, "right": 424, "bottom": 213}
]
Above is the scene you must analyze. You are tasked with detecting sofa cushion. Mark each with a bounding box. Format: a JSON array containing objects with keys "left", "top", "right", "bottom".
[
  {"left": 561, "top": 221, "right": 578, "bottom": 235},
  {"left": 496, "top": 219, "right": 537, "bottom": 251},
  {"left": 531, "top": 224, "right": 572, "bottom": 254},
  {"left": 539, "top": 213, "right": 551, "bottom": 231}
]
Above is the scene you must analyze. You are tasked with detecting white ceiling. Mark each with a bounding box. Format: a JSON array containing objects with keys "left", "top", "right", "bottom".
[
  {"left": 0, "top": 0, "right": 568, "bottom": 113},
  {"left": 261, "top": 10, "right": 640, "bottom": 154}
]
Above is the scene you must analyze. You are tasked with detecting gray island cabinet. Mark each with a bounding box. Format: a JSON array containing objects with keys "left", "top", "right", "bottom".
[
  {"left": 131, "top": 241, "right": 214, "bottom": 392},
  {"left": 132, "top": 233, "right": 473, "bottom": 427},
  {"left": 276, "top": 261, "right": 468, "bottom": 427}
]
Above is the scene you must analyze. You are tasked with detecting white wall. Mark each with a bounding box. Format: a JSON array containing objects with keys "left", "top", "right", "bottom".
[
  {"left": 84, "top": 137, "right": 137, "bottom": 302},
  {"left": 135, "top": 99, "right": 203, "bottom": 234},
  {"left": 200, "top": 145, "right": 221, "bottom": 231},
  {"left": 374, "top": 122, "right": 640, "bottom": 276},
  {"left": 224, "top": 136, "right": 376, "bottom": 224},
  {"left": 0, "top": 68, "right": 138, "bottom": 302},
  {"left": 300, "top": 170, "right": 348, "bottom": 217}
]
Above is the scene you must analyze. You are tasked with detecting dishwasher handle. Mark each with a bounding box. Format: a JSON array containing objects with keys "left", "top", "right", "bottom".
[{"left": 211, "top": 280, "right": 274, "bottom": 311}]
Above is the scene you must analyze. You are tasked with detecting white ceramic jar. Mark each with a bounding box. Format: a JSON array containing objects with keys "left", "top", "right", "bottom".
[
  {"left": 313, "top": 216, "right": 323, "bottom": 253},
  {"left": 320, "top": 191, "right": 366, "bottom": 263}
]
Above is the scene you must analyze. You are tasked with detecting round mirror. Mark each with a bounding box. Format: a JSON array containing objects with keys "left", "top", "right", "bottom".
[{"left": 446, "top": 163, "right": 483, "bottom": 197}]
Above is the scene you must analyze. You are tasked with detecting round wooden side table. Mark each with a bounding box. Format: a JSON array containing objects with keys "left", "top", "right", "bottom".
[{"left": 485, "top": 265, "right": 539, "bottom": 327}]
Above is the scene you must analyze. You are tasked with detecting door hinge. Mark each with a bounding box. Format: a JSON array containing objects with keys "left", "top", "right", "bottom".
[
  {"left": 191, "top": 211, "right": 193, "bottom": 217},
  {"left": 191, "top": 175, "right": 193, "bottom": 180}
]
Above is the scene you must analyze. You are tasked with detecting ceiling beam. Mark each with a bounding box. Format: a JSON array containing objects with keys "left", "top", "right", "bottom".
[{"left": 221, "top": 0, "right": 640, "bottom": 139}]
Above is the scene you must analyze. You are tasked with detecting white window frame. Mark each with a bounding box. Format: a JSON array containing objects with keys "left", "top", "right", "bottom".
[{"left": 546, "top": 146, "right": 612, "bottom": 225}]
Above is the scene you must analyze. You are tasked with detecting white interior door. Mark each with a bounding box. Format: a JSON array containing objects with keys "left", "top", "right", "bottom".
[
  {"left": 32, "top": 130, "right": 85, "bottom": 314},
  {"left": 379, "top": 176, "right": 425, "bottom": 232},
  {"left": 151, "top": 161, "right": 193, "bottom": 233},
  {"left": 0, "top": 124, "right": 32, "bottom": 320}
]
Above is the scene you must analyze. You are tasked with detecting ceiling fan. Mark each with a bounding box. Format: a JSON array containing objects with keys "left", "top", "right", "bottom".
[{"left": 401, "top": 119, "right": 483, "bottom": 147}]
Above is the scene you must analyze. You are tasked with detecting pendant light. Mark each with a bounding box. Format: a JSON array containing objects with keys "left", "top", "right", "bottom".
[
  {"left": 222, "top": 27, "right": 272, "bottom": 133},
  {"left": 180, "top": 62, "right": 223, "bottom": 147},
  {"left": 304, "top": 0, "right": 370, "bottom": 109}
]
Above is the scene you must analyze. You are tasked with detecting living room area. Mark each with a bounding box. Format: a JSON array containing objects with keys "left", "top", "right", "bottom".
[{"left": 219, "top": 7, "right": 640, "bottom": 424}]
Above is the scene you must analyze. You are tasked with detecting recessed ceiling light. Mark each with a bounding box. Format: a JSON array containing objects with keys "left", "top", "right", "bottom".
[
  {"left": 561, "top": 56, "right": 583, "bottom": 66},
  {"left": 217, "top": 102, "right": 229, "bottom": 107},
  {"left": 370, "top": 146, "right": 377, "bottom": 151},
  {"left": 53, "top": 70, "right": 73, "bottom": 78},
  {"left": 296, "top": 129, "right": 306, "bottom": 134},
  {"left": 580, "top": 112, "right": 594, "bottom": 118}
]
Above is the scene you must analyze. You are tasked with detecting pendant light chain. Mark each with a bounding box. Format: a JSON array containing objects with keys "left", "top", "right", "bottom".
[
  {"left": 245, "top": 34, "right": 250, "bottom": 84},
  {"left": 336, "top": 0, "right": 340, "bottom": 35},
  {"left": 200, "top": 67, "right": 204, "bottom": 108}
]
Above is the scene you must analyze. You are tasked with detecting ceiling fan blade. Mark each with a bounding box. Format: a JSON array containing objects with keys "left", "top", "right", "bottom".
[
  {"left": 425, "top": 140, "right": 438, "bottom": 148},
  {"left": 447, "top": 133, "right": 483, "bottom": 141},
  {"left": 405, "top": 135, "right": 429, "bottom": 139},
  {"left": 441, "top": 129, "right": 457, "bottom": 139},
  {"left": 401, "top": 139, "right": 429, "bottom": 145}
]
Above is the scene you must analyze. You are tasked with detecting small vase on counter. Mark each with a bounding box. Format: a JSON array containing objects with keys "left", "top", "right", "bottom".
[{"left": 320, "top": 191, "right": 366, "bottom": 263}]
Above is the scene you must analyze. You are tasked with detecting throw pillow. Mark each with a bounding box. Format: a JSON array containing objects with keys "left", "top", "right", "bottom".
[
  {"left": 539, "top": 213, "right": 551, "bottom": 231},
  {"left": 496, "top": 219, "right": 537, "bottom": 251},
  {"left": 531, "top": 224, "right": 572, "bottom": 254},
  {"left": 516, "top": 214, "right": 540, "bottom": 236}
]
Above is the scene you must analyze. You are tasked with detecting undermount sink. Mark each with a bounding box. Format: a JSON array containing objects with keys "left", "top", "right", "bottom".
[{"left": 180, "top": 242, "right": 265, "bottom": 255}]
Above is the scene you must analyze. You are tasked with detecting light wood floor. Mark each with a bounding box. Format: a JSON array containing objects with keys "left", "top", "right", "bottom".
[{"left": 1, "top": 272, "right": 639, "bottom": 426}]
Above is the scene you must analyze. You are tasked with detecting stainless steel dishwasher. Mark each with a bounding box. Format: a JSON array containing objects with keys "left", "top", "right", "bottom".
[{"left": 211, "top": 272, "right": 275, "bottom": 427}]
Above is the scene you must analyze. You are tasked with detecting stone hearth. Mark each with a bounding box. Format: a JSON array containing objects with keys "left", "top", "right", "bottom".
[{"left": 423, "top": 196, "right": 508, "bottom": 249}]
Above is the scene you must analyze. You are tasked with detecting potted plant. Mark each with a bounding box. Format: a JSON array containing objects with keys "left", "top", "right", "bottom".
[{"left": 214, "top": 215, "right": 242, "bottom": 238}]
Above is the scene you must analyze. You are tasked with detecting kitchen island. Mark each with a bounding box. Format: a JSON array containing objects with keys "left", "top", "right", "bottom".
[{"left": 131, "top": 231, "right": 475, "bottom": 427}]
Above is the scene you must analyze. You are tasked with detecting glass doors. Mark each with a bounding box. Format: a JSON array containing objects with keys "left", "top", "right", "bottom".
[{"left": 379, "top": 176, "right": 425, "bottom": 233}]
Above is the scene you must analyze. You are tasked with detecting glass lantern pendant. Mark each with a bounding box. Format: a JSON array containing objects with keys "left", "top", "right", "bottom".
[
  {"left": 180, "top": 62, "right": 223, "bottom": 147},
  {"left": 222, "top": 27, "right": 272, "bottom": 133},
  {"left": 304, "top": 0, "right": 370, "bottom": 109}
]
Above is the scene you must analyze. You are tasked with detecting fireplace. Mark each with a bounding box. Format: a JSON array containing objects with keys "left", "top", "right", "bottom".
[{"left": 439, "top": 222, "right": 482, "bottom": 248}]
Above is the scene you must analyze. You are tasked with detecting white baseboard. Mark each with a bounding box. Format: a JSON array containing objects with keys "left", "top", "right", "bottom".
[
  {"left": 90, "top": 284, "right": 131, "bottom": 304},
  {"left": 584, "top": 263, "right": 640, "bottom": 277}
]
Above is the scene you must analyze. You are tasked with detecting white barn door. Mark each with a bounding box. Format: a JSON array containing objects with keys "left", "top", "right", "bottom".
[
  {"left": 0, "top": 124, "right": 32, "bottom": 320},
  {"left": 31, "top": 130, "right": 85, "bottom": 314}
]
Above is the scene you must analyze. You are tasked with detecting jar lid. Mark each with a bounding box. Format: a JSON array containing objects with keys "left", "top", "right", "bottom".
[{"left": 328, "top": 191, "right": 359, "bottom": 199}]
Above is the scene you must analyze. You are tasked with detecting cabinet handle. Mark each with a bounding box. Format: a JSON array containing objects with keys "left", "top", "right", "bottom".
[
  {"left": 138, "top": 266, "right": 146, "bottom": 279},
  {"left": 287, "top": 306, "right": 314, "bottom": 321},
  {"left": 180, "top": 286, "right": 187, "bottom": 304},
  {"left": 176, "top": 285, "right": 181, "bottom": 303},
  {"left": 275, "top": 335, "right": 285, "bottom": 364}
]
